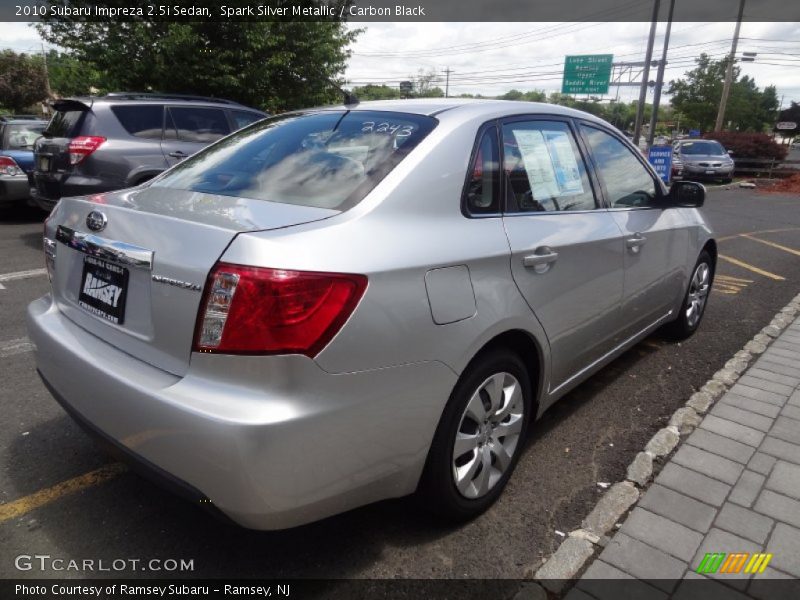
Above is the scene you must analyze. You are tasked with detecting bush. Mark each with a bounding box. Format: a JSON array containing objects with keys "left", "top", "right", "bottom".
[{"left": 703, "top": 131, "right": 787, "bottom": 161}]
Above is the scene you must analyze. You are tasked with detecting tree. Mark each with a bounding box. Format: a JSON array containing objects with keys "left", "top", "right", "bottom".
[
  {"left": 0, "top": 50, "right": 48, "bottom": 112},
  {"left": 46, "top": 50, "right": 101, "bottom": 97},
  {"left": 36, "top": 2, "right": 359, "bottom": 112},
  {"left": 408, "top": 69, "right": 444, "bottom": 98},
  {"left": 667, "top": 54, "right": 779, "bottom": 132},
  {"left": 350, "top": 84, "right": 401, "bottom": 101},
  {"left": 498, "top": 89, "right": 546, "bottom": 102}
]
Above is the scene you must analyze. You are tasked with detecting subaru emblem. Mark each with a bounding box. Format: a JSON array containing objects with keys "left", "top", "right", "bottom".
[{"left": 86, "top": 210, "right": 107, "bottom": 232}]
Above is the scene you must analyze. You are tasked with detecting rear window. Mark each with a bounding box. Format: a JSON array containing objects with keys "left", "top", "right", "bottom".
[
  {"left": 150, "top": 110, "right": 437, "bottom": 211},
  {"left": 44, "top": 110, "right": 84, "bottom": 137},
  {"left": 111, "top": 105, "right": 164, "bottom": 139},
  {"left": 6, "top": 123, "right": 45, "bottom": 149}
]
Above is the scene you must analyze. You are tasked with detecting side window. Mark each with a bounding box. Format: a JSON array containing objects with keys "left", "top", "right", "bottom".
[
  {"left": 501, "top": 120, "right": 596, "bottom": 213},
  {"left": 231, "top": 110, "right": 264, "bottom": 130},
  {"left": 111, "top": 105, "right": 164, "bottom": 139},
  {"left": 167, "top": 107, "right": 231, "bottom": 143},
  {"left": 580, "top": 125, "right": 658, "bottom": 208},
  {"left": 464, "top": 126, "right": 501, "bottom": 215}
]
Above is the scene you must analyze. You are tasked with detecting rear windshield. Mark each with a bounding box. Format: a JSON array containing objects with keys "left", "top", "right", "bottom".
[
  {"left": 44, "top": 110, "right": 85, "bottom": 138},
  {"left": 6, "top": 123, "right": 46, "bottom": 149},
  {"left": 150, "top": 110, "right": 437, "bottom": 210},
  {"left": 680, "top": 141, "right": 725, "bottom": 155}
]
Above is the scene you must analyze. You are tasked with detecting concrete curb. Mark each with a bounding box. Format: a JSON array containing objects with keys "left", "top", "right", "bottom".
[{"left": 530, "top": 291, "right": 800, "bottom": 595}]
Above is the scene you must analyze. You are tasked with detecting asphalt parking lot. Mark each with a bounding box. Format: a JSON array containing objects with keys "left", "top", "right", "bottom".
[{"left": 1, "top": 187, "right": 799, "bottom": 580}]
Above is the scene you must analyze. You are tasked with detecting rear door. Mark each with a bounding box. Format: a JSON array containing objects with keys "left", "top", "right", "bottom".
[
  {"left": 500, "top": 117, "right": 625, "bottom": 393},
  {"left": 578, "top": 122, "right": 689, "bottom": 338},
  {"left": 161, "top": 105, "right": 231, "bottom": 166}
]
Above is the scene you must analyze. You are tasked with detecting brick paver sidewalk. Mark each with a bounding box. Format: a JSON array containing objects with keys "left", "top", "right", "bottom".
[{"left": 571, "top": 316, "right": 800, "bottom": 598}]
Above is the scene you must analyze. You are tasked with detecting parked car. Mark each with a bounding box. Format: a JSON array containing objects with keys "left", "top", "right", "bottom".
[
  {"left": 0, "top": 116, "right": 47, "bottom": 207},
  {"left": 674, "top": 139, "right": 735, "bottom": 183},
  {"left": 31, "top": 93, "right": 267, "bottom": 212},
  {"left": 29, "top": 99, "right": 714, "bottom": 529}
]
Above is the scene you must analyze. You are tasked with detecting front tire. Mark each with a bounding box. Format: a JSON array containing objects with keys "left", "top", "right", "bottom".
[
  {"left": 663, "top": 250, "right": 712, "bottom": 340},
  {"left": 418, "top": 349, "right": 532, "bottom": 522}
]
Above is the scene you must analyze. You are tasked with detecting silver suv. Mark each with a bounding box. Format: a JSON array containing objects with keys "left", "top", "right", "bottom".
[
  {"left": 29, "top": 99, "right": 714, "bottom": 529},
  {"left": 31, "top": 93, "right": 266, "bottom": 211}
]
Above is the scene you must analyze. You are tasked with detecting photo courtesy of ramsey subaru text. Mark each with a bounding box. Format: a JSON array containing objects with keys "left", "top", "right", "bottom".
[{"left": 28, "top": 99, "right": 715, "bottom": 529}]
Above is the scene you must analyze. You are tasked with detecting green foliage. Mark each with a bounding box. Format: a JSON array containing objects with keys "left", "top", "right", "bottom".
[
  {"left": 0, "top": 50, "right": 48, "bottom": 112},
  {"left": 498, "top": 89, "right": 546, "bottom": 102},
  {"left": 46, "top": 50, "right": 101, "bottom": 96},
  {"left": 667, "top": 54, "right": 779, "bottom": 132},
  {"left": 36, "top": 1, "right": 359, "bottom": 112},
  {"left": 350, "top": 84, "right": 401, "bottom": 101}
]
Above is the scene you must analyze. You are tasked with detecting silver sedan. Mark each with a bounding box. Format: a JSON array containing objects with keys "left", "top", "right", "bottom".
[{"left": 28, "top": 99, "right": 715, "bottom": 529}]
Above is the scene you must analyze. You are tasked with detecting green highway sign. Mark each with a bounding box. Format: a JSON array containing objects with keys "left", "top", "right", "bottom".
[{"left": 562, "top": 54, "right": 613, "bottom": 95}]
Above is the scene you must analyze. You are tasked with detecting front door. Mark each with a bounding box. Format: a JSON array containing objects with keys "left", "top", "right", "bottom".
[{"left": 578, "top": 123, "right": 689, "bottom": 338}]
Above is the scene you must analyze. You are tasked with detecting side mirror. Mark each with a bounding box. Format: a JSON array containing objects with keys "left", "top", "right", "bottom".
[{"left": 669, "top": 180, "right": 705, "bottom": 208}]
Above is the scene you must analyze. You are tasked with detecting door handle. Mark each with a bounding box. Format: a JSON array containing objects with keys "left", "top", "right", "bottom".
[
  {"left": 523, "top": 247, "right": 559, "bottom": 272},
  {"left": 626, "top": 234, "right": 647, "bottom": 252},
  {"left": 168, "top": 151, "right": 188, "bottom": 159}
]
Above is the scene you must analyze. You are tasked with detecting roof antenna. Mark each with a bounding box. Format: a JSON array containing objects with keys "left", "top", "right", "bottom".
[{"left": 329, "top": 78, "right": 359, "bottom": 107}]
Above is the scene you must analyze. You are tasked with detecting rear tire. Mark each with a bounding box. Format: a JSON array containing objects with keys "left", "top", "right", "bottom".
[
  {"left": 418, "top": 348, "right": 532, "bottom": 522},
  {"left": 663, "top": 250, "right": 712, "bottom": 340}
]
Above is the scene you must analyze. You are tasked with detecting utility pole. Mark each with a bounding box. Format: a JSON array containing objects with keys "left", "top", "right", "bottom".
[
  {"left": 632, "top": 0, "right": 660, "bottom": 147},
  {"left": 443, "top": 67, "right": 452, "bottom": 98},
  {"left": 41, "top": 43, "right": 52, "bottom": 99},
  {"left": 715, "top": 0, "right": 746, "bottom": 132},
  {"left": 647, "top": 0, "right": 675, "bottom": 145}
]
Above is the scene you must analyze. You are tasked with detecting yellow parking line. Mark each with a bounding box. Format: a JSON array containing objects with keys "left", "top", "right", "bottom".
[
  {"left": 741, "top": 234, "right": 800, "bottom": 258},
  {"left": 718, "top": 227, "right": 800, "bottom": 242},
  {"left": 0, "top": 463, "right": 126, "bottom": 524},
  {"left": 719, "top": 255, "right": 785, "bottom": 281},
  {"left": 715, "top": 274, "right": 753, "bottom": 284}
]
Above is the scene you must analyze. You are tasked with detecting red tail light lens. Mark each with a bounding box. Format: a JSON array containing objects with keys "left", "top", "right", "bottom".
[
  {"left": 0, "top": 155, "right": 21, "bottom": 176},
  {"left": 193, "top": 263, "right": 368, "bottom": 357},
  {"left": 68, "top": 136, "right": 106, "bottom": 165}
]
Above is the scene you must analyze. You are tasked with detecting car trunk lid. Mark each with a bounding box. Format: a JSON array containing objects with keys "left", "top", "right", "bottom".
[{"left": 47, "top": 186, "right": 338, "bottom": 376}]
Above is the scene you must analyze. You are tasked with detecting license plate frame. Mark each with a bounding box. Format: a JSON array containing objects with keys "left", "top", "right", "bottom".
[
  {"left": 38, "top": 156, "right": 50, "bottom": 171},
  {"left": 78, "top": 255, "right": 129, "bottom": 325},
  {"left": 705, "top": 169, "right": 715, "bottom": 175}
]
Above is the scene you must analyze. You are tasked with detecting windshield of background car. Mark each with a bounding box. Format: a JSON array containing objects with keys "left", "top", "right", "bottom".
[
  {"left": 6, "top": 123, "right": 45, "bottom": 149},
  {"left": 150, "top": 110, "right": 438, "bottom": 210},
  {"left": 680, "top": 141, "right": 725, "bottom": 155}
]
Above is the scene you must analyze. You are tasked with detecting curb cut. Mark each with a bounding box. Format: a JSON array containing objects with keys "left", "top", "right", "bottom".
[{"left": 530, "top": 291, "right": 800, "bottom": 594}]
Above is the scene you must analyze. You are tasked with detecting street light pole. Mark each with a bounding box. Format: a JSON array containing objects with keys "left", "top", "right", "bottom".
[
  {"left": 714, "top": 0, "right": 746, "bottom": 132},
  {"left": 647, "top": 0, "right": 675, "bottom": 145},
  {"left": 632, "top": 0, "right": 661, "bottom": 147}
]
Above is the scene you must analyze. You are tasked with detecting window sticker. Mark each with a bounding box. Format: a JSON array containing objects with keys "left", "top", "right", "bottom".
[
  {"left": 513, "top": 128, "right": 584, "bottom": 200},
  {"left": 543, "top": 130, "right": 584, "bottom": 196},
  {"left": 513, "top": 129, "right": 560, "bottom": 201}
]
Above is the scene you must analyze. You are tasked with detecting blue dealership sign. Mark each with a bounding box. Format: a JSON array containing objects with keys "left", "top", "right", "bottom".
[{"left": 647, "top": 145, "right": 673, "bottom": 184}]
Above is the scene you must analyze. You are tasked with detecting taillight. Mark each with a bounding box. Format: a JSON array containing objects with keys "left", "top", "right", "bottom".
[
  {"left": 0, "top": 155, "right": 21, "bottom": 176},
  {"left": 193, "top": 263, "right": 367, "bottom": 357},
  {"left": 68, "top": 136, "right": 106, "bottom": 165}
]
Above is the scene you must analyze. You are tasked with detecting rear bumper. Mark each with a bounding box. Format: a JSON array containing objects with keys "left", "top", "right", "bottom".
[
  {"left": 27, "top": 294, "right": 456, "bottom": 529},
  {"left": 31, "top": 172, "right": 121, "bottom": 210},
  {"left": 0, "top": 175, "right": 31, "bottom": 205}
]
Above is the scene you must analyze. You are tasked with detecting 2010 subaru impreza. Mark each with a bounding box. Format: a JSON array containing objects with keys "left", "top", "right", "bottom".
[{"left": 28, "top": 99, "right": 714, "bottom": 529}]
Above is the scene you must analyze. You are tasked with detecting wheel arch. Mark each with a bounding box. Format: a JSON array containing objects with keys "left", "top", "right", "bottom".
[
  {"left": 701, "top": 238, "right": 718, "bottom": 285},
  {"left": 464, "top": 329, "right": 544, "bottom": 418}
]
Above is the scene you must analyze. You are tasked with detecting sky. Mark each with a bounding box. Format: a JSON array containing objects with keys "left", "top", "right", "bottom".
[{"left": 3, "top": 20, "right": 799, "bottom": 108}]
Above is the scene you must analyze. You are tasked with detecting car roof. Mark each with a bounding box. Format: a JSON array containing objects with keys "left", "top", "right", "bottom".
[
  {"left": 310, "top": 98, "right": 610, "bottom": 126},
  {"left": 52, "top": 94, "right": 261, "bottom": 111}
]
